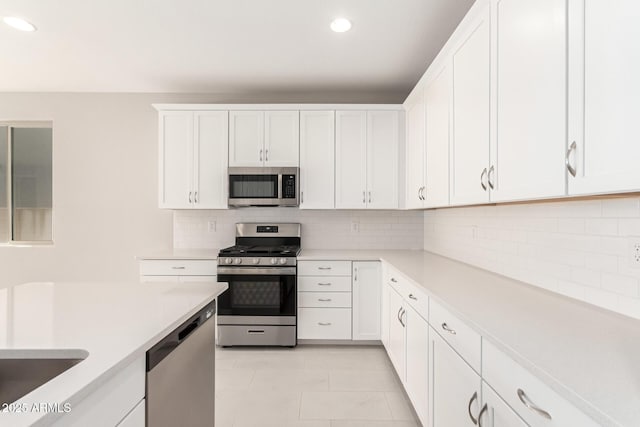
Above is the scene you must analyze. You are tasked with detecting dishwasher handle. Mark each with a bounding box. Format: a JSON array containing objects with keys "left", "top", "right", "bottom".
[{"left": 147, "top": 300, "right": 215, "bottom": 372}]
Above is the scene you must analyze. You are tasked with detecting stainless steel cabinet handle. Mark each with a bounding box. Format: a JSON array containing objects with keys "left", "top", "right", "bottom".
[
  {"left": 318, "top": 298, "right": 332, "bottom": 302},
  {"left": 265, "top": 149, "right": 269, "bottom": 161},
  {"left": 188, "top": 191, "right": 192, "bottom": 203},
  {"left": 368, "top": 191, "right": 372, "bottom": 203},
  {"left": 354, "top": 267, "right": 358, "bottom": 281},
  {"left": 408, "top": 294, "right": 418, "bottom": 301},
  {"left": 417, "top": 187, "right": 421, "bottom": 201},
  {"left": 487, "top": 166, "right": 495, "bottom": 190},
  {"left": 247, "top": 330, "right": 265, "bottom": 334},
  {"left": 397, "top": 306, "right": 403, "bottom": 323},
  {"left": 318, "top": 322, "right": 332, "bottom": 326},
  {"left": 318, "top": 282, "right": 331, "bottom": 286},
  {"left": 477, "top": 403, "right": 488, "bottom": 427},
  {"left": 390, "top": 278, "right": 397, "bottom": 283},
  {"left": 468, "top": 391, "right": 479, "bottom": 425},
  {"left": 318, "top": 267, "right": 332, "bottom": 270},
  {"left": 171, "top": 266, "right": 186, "bottom": 270},
  {"left": 480, "top": 168, "right": 488, "bottom": 191},
  {"left": 566, "top": 141, "right": 577, "bottom": 177},
  {"left": 441, "top": 322, "right": 457, "bottom": 335},
  {"left": 259, "top": 149, "right": 263, "bottom": 162},
  {"left": 362, "top": 191, "right": 366, "bottom": 204},
  {"left": 517, "top": 389, "right": 552, "bottom": 420},
  {"left": 194, "top": 191, "right": 198, "bottom": 203},
  {"left": 301, "top": 191, "right": 304, "bottom": 204},
  {"left": 399, "top": 309, "right": 406, "bottom": 327}
]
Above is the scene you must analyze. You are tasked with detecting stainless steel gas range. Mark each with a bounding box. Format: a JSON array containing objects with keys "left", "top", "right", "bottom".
[{"left": 216, "top": 223, "right": 300, "bottom": 347}]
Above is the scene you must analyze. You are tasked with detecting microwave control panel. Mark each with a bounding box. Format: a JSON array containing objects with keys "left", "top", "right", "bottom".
[{"left": 282, "top": 175, "right": 296, "bottom": 199}]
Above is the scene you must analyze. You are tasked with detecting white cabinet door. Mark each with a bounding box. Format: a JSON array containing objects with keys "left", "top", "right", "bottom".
[
  {"left": 194, "top": 111, "right": 228, "bottom": 209},
  {"left": 229, "top": 111, "right": 264, "bottom": 167},
  {"left": 387, "top": 287, "right": 406, "bottom": 381},
  {"left": 567, "top": 0, "right": 640, "bottom": 195},
  {"left": 381, "top": 275, "right": 390, "bottom": 348},
  {"left": 451, "top": 4, "right": 491, "bottom": 206},
  {"left": 431, "top": 328, "right": 481, "bottom": 427},
  {"left": 480, "top": 382, "right": 528, "bottom": 427},
  {"left": 405, "top": 92, "right": 426, "bottom": 209},
  {"left": 424, "top": 65, "right": 452, "bottom": 208},
  {"left": 159, "top": 111, "right": 193, "bottom": 208},
  {"left": 335, "top": 111, "right": 367, "bottom": 209},
  {"left": 405, "top": 305, "right": 429, "bottom": 426},
  {"left": 299, "top": 111, "right": 335, "bottom": 209},
  {"left": 366, "top": 111, "right": 399, "bottom": 209},
  {"left": 491, "top": 0, "right": 567, "bottom": 202},
  {"left": 264, "top": 111, "right": 299, "bottom": 167},
  {"left": 352, "top": 262, "right": 381, "bottom": 340}
]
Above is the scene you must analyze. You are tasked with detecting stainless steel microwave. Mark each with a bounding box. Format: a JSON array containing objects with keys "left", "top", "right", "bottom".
[{"left": 228, "top": 167, "right": 299, "bottom": 207}]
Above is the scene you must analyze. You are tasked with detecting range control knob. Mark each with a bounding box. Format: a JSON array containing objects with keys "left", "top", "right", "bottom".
[
  {"left": 279, "top": 258, "right": 287, "bottom": 265},
  {"left": 270, "top": 258, "right": 278, "bottom": 265},
  {"left": 224, "top": 258, "right": 233, "bottom": 265},
  {"left": 252, "top": 258, "right": 260, "bottom": 265},
  {"left": 234, "top": 258, "right": 242, "bottom": 265}
]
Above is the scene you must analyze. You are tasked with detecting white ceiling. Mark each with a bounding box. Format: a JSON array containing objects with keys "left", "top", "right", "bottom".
[{"left": 0, "top": 0, "right": 475, "bottom": 101}]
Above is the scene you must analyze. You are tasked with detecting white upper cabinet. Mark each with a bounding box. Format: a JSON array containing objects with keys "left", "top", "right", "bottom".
[
  {"left": 367, "top": 111, "right": 399, "bottom": 209},
  {"left": 336, "top": 110, "right": 400, "bottom": 209},
  {"left": 450, "top": 3, "right": 491, "bottom": 206},
  {"left": 336, "top": 111, "right": 367, "bottom": 209},
  {"left": 229, "top": 110, "right": 299, "bottom": 167},
  {"left": 159, "top": 111, "right": 228, "bottom": 209},
  {"left": 424, "top": 65, "right": 452, "bottom": 208},
  {"left": 490, "top": 0, "right": 567, "bottom": 202},
  {"left": 567, "top": 0, "right": 640, "bottom": 195},
  {"left": 405, "top": 90, "right": 426, "bottom": 209},
  {"left": 264, "top": 111, "right": 299, "bottom": 167},
  {"left": 229, "top": 111, "right": 264, "bottom": 167},
  {"left": 299, "top": 111, "right": 335, "bottom": 209}
]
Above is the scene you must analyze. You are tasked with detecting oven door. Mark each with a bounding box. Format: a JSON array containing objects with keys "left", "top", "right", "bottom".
[{"left": 217, "top": 267, "right": 296, "bottom": 318}]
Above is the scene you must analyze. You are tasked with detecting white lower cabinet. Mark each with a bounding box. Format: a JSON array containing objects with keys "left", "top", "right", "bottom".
[
  {"left": 53, "top": 357, "right": 145, "bottom": 427},
  {"left": 352, "top": 262, "right": 381, "bottom": 340},
  {"left": 405, "top": 305, "right": 429, "bottom": 426},
  {"left": 480, "top": 382, "right": 527, "bottom": 427},
  {"left": 430, "top": 328, "right": 481, "bottom": 427},
  {"left": 386, "top": 285, "right": 406, "bottom": 377},
  {"left": 138, "top": 259, "right": 217, "bottom": 283},
  {"left": 297, "top": 308, "right": 351, "bottom": 340}
]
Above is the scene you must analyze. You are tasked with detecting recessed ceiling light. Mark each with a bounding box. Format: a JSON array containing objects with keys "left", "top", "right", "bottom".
[
  {"left": 3, "top": 16, "right": 37, "bottom": 32},
  {"left": 330, "top": 18, "right": 352, "bottom": 33}
]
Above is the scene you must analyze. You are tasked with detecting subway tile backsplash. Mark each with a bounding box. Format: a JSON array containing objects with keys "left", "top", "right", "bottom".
[
  {"left": 174, "top": 209, "right": 424, "bottom": 251},
  {"left": 424, "top": 196, "right": 640, "bottom": 320}
]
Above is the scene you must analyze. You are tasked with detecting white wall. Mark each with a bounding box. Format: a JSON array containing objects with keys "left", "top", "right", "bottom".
[
  {"left": 424, "top": 196, "right": 640, "bottom": 319},
  {"left": 175, "top": 209, "right": 423, "bottom": 250}
]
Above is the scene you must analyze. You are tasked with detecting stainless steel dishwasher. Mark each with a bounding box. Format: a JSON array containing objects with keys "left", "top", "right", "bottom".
[{"left": 146, "top": 300, "right": 216, "bottom": 427}]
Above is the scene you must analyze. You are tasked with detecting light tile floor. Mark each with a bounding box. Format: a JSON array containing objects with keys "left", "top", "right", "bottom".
[{"left": 215, "top": 345, "right": 420, "bottom": 427}]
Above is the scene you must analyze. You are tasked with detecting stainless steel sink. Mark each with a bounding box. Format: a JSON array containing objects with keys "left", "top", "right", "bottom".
[{"left": 0, "top": 349, "right": 88, "bottom": 405}]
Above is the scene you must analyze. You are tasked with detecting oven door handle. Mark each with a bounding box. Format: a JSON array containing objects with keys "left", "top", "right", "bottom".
[{"left": 216, "top": 266, "right": 297, "bottom": 275}]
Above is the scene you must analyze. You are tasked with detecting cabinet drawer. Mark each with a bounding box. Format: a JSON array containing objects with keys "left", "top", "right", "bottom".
[
  {"left": 298, "top": 276, "right": 351, "bottom": 292},
  {"left": 483, "top": 341, "right": 600, "bottom": 427},
  {"left": 139, "top": 260, "right": 217, "bottom": 276},
  {"left": 298, "top": 308, "right": 352, "bottom": 339},
  {"left": 298, "top": 292, "right": 352, "bottom": 308},
  {"left": 298, "top": 261, "right": 352, "bottom": 276},
  {"left": 429, "top": 299, "right": 481, "bottom": 373}
]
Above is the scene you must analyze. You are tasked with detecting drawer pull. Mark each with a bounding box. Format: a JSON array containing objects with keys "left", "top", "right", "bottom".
[
  {"left": 317, "top": 282, "right": 331, "bottom": 286},
  {"left": 318, "top": 322, "right": 332, "bottom": 326},
  {"left": 468, "top": 391, "right": 479, "bottom": 425},
  {"left": 318, "top": 298, "right": 332, "bottom": 302},
  {"left": 441, "top": 322, "right": 457, "bottom": 335},
  {"left": 517, "top": 389, "right": 552, "bottom": 420},
  {"left": 247, "top": 330, "right": 265, "bottom": 334},
  {"left": 477, "top": 404, "right": 488, "bottom": 427},
  {"left": 318, "top": 267, "right": 332, "bottom": 270},
  {"left": 408, "top": 293, "right": 418, "bottom": 301},
  {"left": 171, "top": 266, "right": 186, "bottom": 270},
  {"left": 390, "top": 277, "right": 398, "bottom": 283}
]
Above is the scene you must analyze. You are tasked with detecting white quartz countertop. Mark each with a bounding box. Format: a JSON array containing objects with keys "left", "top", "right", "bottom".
[
  {"left": 136, "top": 249, "right": 218, "bottom": 260},
  {"left": 0, "top": 280, "right": 228, "bottom": 427},
  {"left": 300, "top": 249, "right": 640, "bottom": 427}
]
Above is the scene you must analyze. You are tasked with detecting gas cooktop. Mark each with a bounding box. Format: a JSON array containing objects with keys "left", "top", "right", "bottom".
[{"left": 219, "top": 244, "right": 301, "bottom": 257}]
